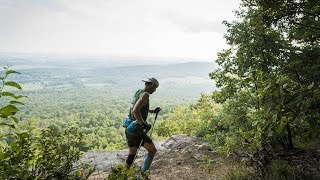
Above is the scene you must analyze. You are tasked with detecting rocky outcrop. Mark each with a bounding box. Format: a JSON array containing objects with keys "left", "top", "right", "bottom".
[
  {"left": 82, "top": 141, "right": 165, "bottom": 172},
  {"left": 84, "top": 134, "right": 320, "bottom": 180},
  {"left": 84, "top": 134, "right": 232, "bottom": 180}
]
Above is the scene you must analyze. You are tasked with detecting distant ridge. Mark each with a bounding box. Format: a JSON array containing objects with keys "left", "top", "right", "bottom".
[{"left": 1, "top": 56, "right": 217, "bottom": 106}]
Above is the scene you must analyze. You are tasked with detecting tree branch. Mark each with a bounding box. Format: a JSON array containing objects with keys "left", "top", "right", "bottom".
[{"left": 293, "top": 22, "right": 320, "bottom": 31}]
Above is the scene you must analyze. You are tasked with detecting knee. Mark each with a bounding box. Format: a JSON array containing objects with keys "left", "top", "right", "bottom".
[{"left": 149, "top": 148, "right": 157, "bottom": 156}]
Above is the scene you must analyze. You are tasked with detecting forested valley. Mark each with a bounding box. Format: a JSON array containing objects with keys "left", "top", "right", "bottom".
[
  {"left": 0, "top": 60, "right": 216, "bottom": 149},
  {"left": 0, "top": 60, "right": 220, "bottom": 178},
  {"left": 1, "top": 0, "right": 320, "bottom": 179}
]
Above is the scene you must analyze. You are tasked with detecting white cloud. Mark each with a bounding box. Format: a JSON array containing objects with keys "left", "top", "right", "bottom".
[{"left": 0, "top": 0, "right": 241, "bottom": 60}]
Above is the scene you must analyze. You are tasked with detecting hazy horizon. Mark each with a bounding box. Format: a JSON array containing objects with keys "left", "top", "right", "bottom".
[{"left": 0, "top": 52, "right": 217, "bottom": 69}]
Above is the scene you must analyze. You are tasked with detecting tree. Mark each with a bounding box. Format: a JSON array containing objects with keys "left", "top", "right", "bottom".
[
  {"left": 209, "top": 0, "right": 320, "bottom": 152},
  {"left": 0, "top": 67, "right": 94, "bottom": 179}
]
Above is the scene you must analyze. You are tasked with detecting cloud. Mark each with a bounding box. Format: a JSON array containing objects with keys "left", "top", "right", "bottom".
[
  {"left": 164, "top": 12, "right": 227, "bottom": 34},
  {"left": 0, "top": 0, "right": 240, "bottom": 59}
]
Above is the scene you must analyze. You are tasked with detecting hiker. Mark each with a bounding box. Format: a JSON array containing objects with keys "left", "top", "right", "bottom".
[{"left": 123, "top": 77, "right": 161, "bottom": 179}]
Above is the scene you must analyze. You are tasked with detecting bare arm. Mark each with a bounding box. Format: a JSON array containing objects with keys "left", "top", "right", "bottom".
[{"left": 132, "top": 92, "right": 149, "bottom": 125}]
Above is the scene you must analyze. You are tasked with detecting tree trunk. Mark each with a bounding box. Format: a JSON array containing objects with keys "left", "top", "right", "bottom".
[{"left": 286, "top": 122, "right": 293, "bottom": 149}]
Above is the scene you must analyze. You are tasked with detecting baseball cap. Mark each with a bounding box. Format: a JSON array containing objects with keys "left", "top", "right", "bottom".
[{"left": 142, "top": 77, "right": 159, "bottom": 87}]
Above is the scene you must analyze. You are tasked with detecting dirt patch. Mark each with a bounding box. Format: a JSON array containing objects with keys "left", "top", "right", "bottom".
[{"left": 147, "top": 134, "right": 233, "bottom": 180}]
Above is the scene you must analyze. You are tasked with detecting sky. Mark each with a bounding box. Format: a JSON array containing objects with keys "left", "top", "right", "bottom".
[{"left": 0, "top": 0, "right": 241, "bottom": 61}]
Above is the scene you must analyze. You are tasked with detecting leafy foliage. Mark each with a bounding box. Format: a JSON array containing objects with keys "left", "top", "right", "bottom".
[
  {"left": 155, "top": 94, "right": 221, "bottom": 138},
  {"left": 108, "top": 164, "right": 142, "bottom": 180},
  {"left": 0, "top": 126, "right": 94, "bottom": 179},
  {"left": 0, "top": 66, "right": 25, "bottom": 125},
  {"left": 0, "top": 67, "right": 94, "bottom": 179},
  {"left": 207, "top": 0, "right": 320, "bottom": 152}
]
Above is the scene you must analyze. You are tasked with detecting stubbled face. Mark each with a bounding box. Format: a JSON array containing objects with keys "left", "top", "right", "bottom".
[{"left": 147, "top": 83, "right": 158, "bottom": 94}]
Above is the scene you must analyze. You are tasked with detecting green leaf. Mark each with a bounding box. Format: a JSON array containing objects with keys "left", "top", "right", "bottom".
[
  {"left": 1, "top": 92, "right": 26, "bottom": 99},
  {"left": 0, "top": 152, "right": 8, "bottom": 159},
  {"left": 243, "top": 77, "right": 252, "bottom": 84},
  {"left": 5, "top": 69, "right": 20, "bottom": 75},
  {"left": 0, "top": 104, "right": 19, "bottom": 117},
  {"left": 9, "top": 100, "right": 24, "bottom": 105},
  {"left": 11, "top": 116, "right": 19, "bottom": 123},
  {"left": 15, "top": 95, "right": 27, "bottom": 99},
  {"left": 2, "top": 91, "right": 17, "bottom": 98},
  {"left": 307, "top": 82, "right": 314, "bottom": 90},
  {"left": 271, "top": 114, "right": 278, "bottom": 122},
  {"left": 75, "top": 170, "right": 82, "bottom": 177},
  {"left": 264, "top": 83, "right": 272, "bottom": 92},
  {"left": 0, "top": 122, "right": 15, "bottom": 128},
  {"left": 87, "top": 167, "right": 96, "bottom": 178},
  {"left": 4, "top": 81, "right": 22, "bottom": 90},
  {"left": 252, "top": 121, "right": 258, "bottom": 126}
]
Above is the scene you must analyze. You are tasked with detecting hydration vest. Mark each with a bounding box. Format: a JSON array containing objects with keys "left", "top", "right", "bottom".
[{"left": 123, "top": 89, "right": 150, "bottom": 129}]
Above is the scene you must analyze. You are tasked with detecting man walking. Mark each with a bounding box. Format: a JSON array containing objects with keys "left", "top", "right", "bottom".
[{"left": 124, "top": 77, "right": 161, "bottom": 180}]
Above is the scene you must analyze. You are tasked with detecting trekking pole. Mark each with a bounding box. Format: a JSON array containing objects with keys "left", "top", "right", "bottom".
[
  {"left": 131, "top": 139, "right": 144, "bottom": 166},
  {"left": 149, "top": 111, "right": 159, "bottom": 138}
]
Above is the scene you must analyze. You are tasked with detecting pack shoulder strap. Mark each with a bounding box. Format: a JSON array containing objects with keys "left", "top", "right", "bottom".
[{"left": 128, "top": 89, "right": 144, "bottom": 120}]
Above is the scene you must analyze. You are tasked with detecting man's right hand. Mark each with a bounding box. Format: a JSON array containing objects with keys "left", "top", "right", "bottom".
[
  {"left": 153, "top": 107, "right": 161, "bottom": 114},
  {"left": 142, "top": 122, "right": 152, "bottom": 131}
]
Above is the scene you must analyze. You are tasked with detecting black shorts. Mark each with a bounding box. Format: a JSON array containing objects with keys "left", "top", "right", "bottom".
[{"left": 125, "top": 130, "right": 153, "bottom": 148}]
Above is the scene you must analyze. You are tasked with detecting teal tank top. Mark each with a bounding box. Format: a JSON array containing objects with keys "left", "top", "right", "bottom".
[{"left": 128, "top": 89, "right": 149, "bottom": 121}]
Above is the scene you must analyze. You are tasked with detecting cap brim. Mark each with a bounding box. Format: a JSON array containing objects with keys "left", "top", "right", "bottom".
[{"left": 142, "top": 80, "right": 151, "bottom": 83}]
